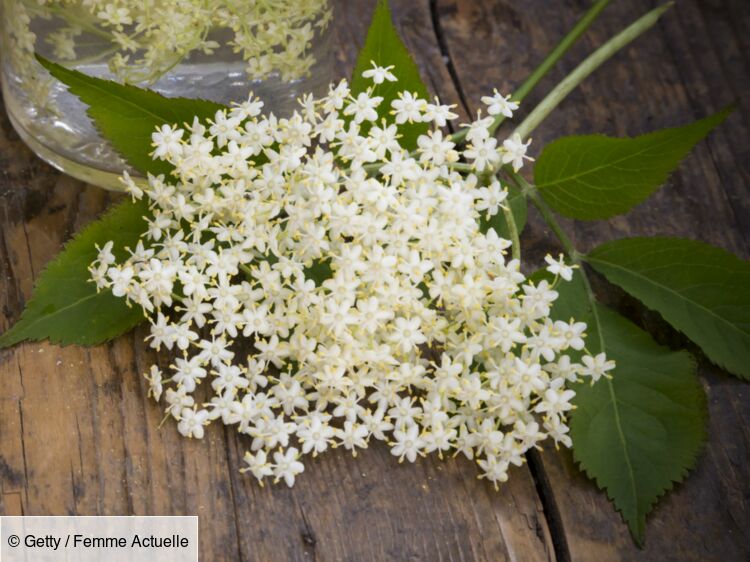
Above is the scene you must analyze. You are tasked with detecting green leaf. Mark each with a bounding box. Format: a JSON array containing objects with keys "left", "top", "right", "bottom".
[
  {"left": 349, "top": 0, "right": 430, "bottom": 150},
  {"left": 480, "top": 184, "right": 527, "bottom": 240},
  {"left": 37, "top": 55, "right": 225, "bottom": 176},
  {"left": 544, "top": 270, "right": 707, "bottom": 544},
  {"left": 0, "top": 199, "right": 149, "bottom": 347},
  {"left": 534, "top": 108, "right": 732, "bottom": 220},
  {"left": 587, "top": 236, "right": 750, "bottom": 380},
  {"left": 304, "top": 259, "right": 333, "bottom": 285},
  {"left": 532, "top": 268, "right": 590, "bottom": 325},
  {"left": 571, "top": 303, "right": 706, "bottom": 545}
]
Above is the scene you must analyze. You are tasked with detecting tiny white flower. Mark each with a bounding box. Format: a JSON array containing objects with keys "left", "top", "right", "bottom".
[
  {"left": 390, "top": 317, "right": 427, "bottom": 353},
  {"left": 177, "top": 407, "right": 209, "bottom": 438},
  {"left": 344, "top": 92, "right": 383, "bottom": 124},
  {"left": 481, "top": 89, "right": 519, "bottom": 118},
  {"left": 273, "top": 447, "right": 305, "bottom": 487},
  {"left": 241, "top": 450, "right": 274, "bottom": 484},
  {"left": 478, "top": 455, "right": 509, "bottom": 489},
  {"left": 391, "top": 424, "right": 425, "bottom": 463},
  {"left": 144, "top": 365, "right": 164, "bottom": 401},
  {"left": 391, "top": 91, "right": 427, "bottom": 124},
  {"left": 362, "top": 61, "right": 397, "bottom": 84},
  {"left": 581, "top": 353, "right": 616, "bottom": 382},
  {"left": 151, "top": 125, "right": 184, "bottom": 160},
  {"left": 465, "top": 137, "right": 501, "bottom": 172},
  {"left": 545, "top": 254, "right": 575, "bottom": 281},
  {"left": 475, "top": 180, "right": 508, "bottom": 217},
  {"left": 502, "top": 133, "right": 534, "bottom": 172}
]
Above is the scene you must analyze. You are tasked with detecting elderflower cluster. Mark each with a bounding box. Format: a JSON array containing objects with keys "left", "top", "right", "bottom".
[
  {"left": 90, "top": 66, "right": 613, "bottom": 488},
  {"left": 15, "top": 0, "right": 330, "bottom": 85}
]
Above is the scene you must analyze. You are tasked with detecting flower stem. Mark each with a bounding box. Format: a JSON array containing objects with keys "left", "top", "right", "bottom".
[
  {"left": 509, "top": 170, "right": 580, "bottom": 262},
  {"left": 487, "top": 0, "right": 611, "bottom": 137},
  {"left": 513, "top": 2, "right": 673, "bottom": 141},
  {"left": 510, "top": 170, "right": 605, "bottom": 348},
  {"left": 502, "top": 204, "right": 521, "bottom": 262},
  {"left": 447, "top": 0, "right": 611, "bottom": 146},
  {"left": 530, "top": 189, "right": 579, "bottom": 261}
]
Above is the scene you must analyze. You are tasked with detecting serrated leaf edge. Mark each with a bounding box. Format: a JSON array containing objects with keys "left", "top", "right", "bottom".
[
  {"left": 0, "top": 200, "right": 147, "bottom": 348},
  {"left": 572, "top": 304, "right": 707, "bottom": 545},
  {"left": 536, "top": 107, "right": 733, "bottom": 220},
  {"left": 36, "top": 55, "right": 226, "bottom": 176},
  {"left": 586, "top": 235, "right": 750, "bottom": 380}
]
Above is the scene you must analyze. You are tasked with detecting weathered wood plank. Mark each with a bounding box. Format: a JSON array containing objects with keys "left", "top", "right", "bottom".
[{"left": 437, "top": 0, "right": 750, "bottom": 559}]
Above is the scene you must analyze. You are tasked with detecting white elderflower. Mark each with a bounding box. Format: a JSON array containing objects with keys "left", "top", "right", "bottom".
[
  {"left": 119, "top": 171, "right": 144, "bottom": 200},
  {"left": 555, "top": 320, "right": 587, "bottom": 351},
  {"left": 241, "top": 450, "right": 274, "bottom": 485},
  {"left": 177, "top": 407, "right": 210, "bottom": 438},
  {"left": 152, "top": 125, "right": 184, "bottom": 160},
  {"left": 337, "top": 421, "right": 370, "bottom": 456},
  {"left": 475, "top": 180, "right": 508, "bottom": 217},
  {"left": 390, "top": 317, "right": 428, "bottom": 353},
  {"left": 478, "top": 455, "right": 509, "bottom": 490},
  {"left": 297, "top": 416, "right": 336, "bottom": 456},
  {"left": 423, "top": 98, "right": 459, "bottom": 127},
  {"left": 165, "top": 387, "right": 194, "bottom": 419},
  {"left": 391, "top": 91, "right": 427, "bottom": 124},
  {"left": 144, "top": 365, "right": 164, "bottom": 401},
  {"left": 535, "top": 379, "right": 576, "bottom": 416},
  {"left": 502, "top": 133, "right": 534, "bottom": 172},
  {"left": 465, "top": 137, "right": 501, "bottom": 172},
  {"left": 273, "top": 447, "right": 305, "bottom": 487},
  {"left": 362, "top": 62, "right": 397, "bottom": 84},
  {"left": 107, "top": 265, "right": 135, "bottom": 298},
  {"left": 581, "top": 353, "right": 617, "bottom": 382},
  {"left": 481, "top": 89, "right": 519, "bottom": 118},
  {"left": 417, "top": 130, "right": 457, "bottom": 166},
  {"left": 344, "top": 92, "right": 384, "bottom": 124},
  {"left": 545, "top": 253, "right": 576, "bottom": 281},
  {"left": 93, "top": 78, "right": 610, "bottom": 489},
  {"left": 391, "top": 425, "right": 425, "bottom": 463}
]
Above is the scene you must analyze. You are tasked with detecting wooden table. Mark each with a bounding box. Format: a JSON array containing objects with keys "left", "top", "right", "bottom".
[{"left": 1, "top": 1, "right": 748, "bottom": 560}]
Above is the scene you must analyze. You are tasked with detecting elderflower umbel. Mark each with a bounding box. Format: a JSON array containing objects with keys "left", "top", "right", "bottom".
[{"left": 90, "top": 65, "right": 613, "bottom": 489}]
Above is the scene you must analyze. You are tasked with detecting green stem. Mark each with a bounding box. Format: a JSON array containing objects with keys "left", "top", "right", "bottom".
[
  {"left": 513, "top": 3, "right": 673, "bottom": 141},
  {"left": 516, "top": 0, "right": 612, "bottom": 103},
  {"left": 511, "top": 169, "right": 604, "bottom": 348},
  {"left": 71, "top": 46, "right": 119, "bottom": 67},
  {"left": 448, "top": 162, "right": 474, "bottom": 173},
  {"left": 442, "top": 0, "right": 611, "bottom": 147},
  {"left": 363, "top": 159, "right": 473, "bottom": 175},
  {"left": 511, "top": 171, "right": 580, "bottom": 262},
  {"left": 486, "top": 0, "right": 611, "bottom": 137},
  {"left": 377, "top": 0, "right": 613, "bottom": 176},
  {"left": 502, "top": 203, "right": 521, "bottom": 262},
  {"left": 577, "top": 260, "right": 606, "bottom": 350},
  {"left": 530, "top": 190, "right": 579, "bottom": 261}
]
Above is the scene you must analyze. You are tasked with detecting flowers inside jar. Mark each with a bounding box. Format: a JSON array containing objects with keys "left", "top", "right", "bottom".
[{"left": 0, "top": 0, "right": 334, "bottom": 187}]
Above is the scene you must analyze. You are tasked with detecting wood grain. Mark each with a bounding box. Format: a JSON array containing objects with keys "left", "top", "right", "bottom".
[{"left": 0, "top": 0, "right": 748, "bottom": 560}]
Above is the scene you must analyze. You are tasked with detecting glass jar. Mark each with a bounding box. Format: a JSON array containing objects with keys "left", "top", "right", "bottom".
[{"left": 0, "top": 0, "right": 334, "bottom": 189}]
